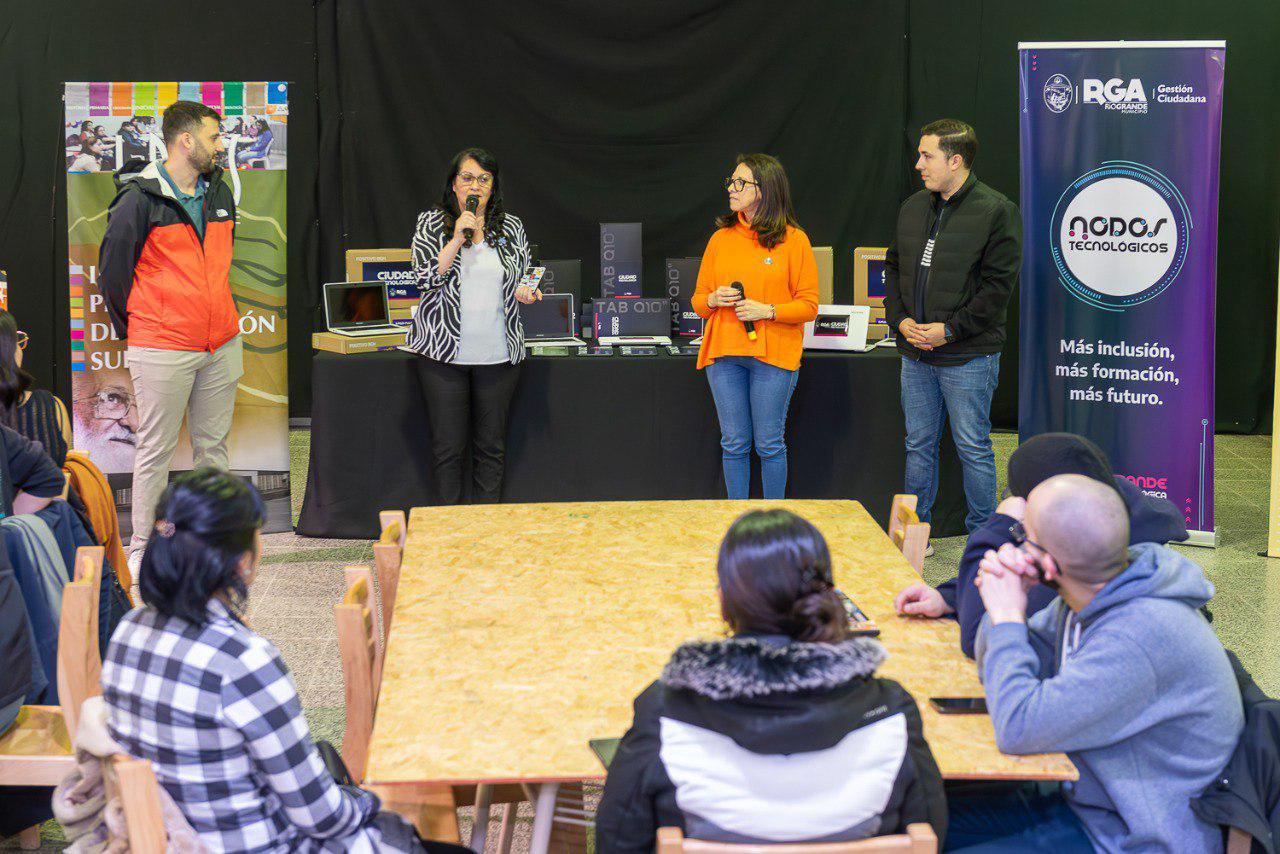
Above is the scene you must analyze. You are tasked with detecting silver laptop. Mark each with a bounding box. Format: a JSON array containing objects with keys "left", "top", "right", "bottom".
[
  {"left": 324, "top": 281, "right": 404, "bottom": 337},
  {"left": 520, "top": 292, "right": 586, "bottom": 347}
]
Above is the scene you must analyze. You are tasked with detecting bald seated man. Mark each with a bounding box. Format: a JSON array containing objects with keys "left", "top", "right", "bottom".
[{"left": 959, "top": 475, "right": 1243, "bottom": 854}]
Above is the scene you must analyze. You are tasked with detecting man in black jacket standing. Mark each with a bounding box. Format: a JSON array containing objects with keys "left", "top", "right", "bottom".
[{"left": 884, "top": 119, "right": 1020, "bottom": 534}]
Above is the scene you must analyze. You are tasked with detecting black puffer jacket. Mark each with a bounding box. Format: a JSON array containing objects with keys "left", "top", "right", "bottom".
[
  {"left": 883, "top": 173, "right": 1021, "bottom": 365},
  {"left": 595, "top": 634, "right": 946, "bottom": 852},
  {"left": 1191, "top": 651, "right": 1279, "bottom": 853}
]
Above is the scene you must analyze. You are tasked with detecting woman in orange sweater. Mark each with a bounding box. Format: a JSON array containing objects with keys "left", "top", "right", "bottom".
[{"left": 692, "top": 154, "right": 819, "bottom": 499}]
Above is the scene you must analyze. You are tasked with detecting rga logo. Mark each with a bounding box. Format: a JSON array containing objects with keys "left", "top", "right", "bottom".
[
  {"left": 1050, "top": 161, "right": 1190, "bottom": 311},
  {"left": 814, "top": 316, "right": 849, "bottom": 336},
  {"left": 1082, "top": 78, "right": 1148, "bottom": 114},
  {"left": 1043, "top": 73, "right": 1073, "bottom": 113}
]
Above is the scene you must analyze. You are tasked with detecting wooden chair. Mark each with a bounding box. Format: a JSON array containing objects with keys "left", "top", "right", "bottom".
[
  {"left": 104, "top": 754, "right": 167, "bottom": 853},
  {"left": 1226, "top": 827, "right": 1253, "bottom": 854},
  {"left": 0, "top": 546, "right": 105, "bottom": 850},
  {"left": 335, "top": 566, "right": 379, "bottom": 779},
  {"left": 372, "top": 510, "right": 406, "bottom": 657},
  {"left": 656, "top": 824, "right": 937, "bottom": 854},
  {"left": 888, "top": 495, "right": 931, "bottom": 576}
]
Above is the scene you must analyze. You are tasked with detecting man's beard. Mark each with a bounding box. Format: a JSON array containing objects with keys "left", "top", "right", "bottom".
[{"left": 190, "top": 143, "right": 217, "bottom": 175}]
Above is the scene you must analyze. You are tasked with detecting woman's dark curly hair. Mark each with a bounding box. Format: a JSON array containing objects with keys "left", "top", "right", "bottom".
[{"left": 439, "top": 147, "right": 507, "bottom": 245}]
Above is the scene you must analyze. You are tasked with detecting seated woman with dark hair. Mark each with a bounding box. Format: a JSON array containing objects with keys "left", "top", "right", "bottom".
[
  {"left": 595, "top": 509, "right": 946, "bottom": 852},
  {"left": 0, "top": 310, "right": 73, "bottom": 467},
  {"left": 101, "top": 468, "right": 463, "bottom": 854}
]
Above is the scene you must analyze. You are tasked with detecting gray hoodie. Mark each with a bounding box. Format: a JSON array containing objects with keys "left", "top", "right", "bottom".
[{"left": 976, "top": 543, "right": 1243, "bottom": 853}]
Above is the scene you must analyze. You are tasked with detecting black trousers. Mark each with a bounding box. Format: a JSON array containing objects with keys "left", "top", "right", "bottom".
[{"left": 415, "top": 356, "right": 522, "bottom": 505}]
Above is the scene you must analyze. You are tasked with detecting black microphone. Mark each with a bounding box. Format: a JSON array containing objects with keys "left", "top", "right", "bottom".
[
  {"left": 463, "top": 194, "right": 479, "bottom": 242},
  {"left": 730, "top": 281, "right": 757, "bottom": 341}
]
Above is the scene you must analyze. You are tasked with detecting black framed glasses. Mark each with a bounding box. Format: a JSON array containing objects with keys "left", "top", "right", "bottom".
[
  {"left": 14, "top": 331, "right": 27, "bottom": 351},
  {"left": 724, "top": 177, "right": 758, "bottom": 193},
  {"left": 1008, "top": 520, "right": 1047, "bottom": 556}
]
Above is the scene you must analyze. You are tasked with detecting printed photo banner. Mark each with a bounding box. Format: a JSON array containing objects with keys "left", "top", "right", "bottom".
[
  {"left": 65, "top": 81, "right": 291, "bottom": 534},
  {"left": 1017, "top": 43, "right": 1225, "bottom": 544}
]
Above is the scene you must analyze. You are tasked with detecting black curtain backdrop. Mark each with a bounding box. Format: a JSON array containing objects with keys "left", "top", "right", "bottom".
[{"left": 0, "top": 1, "right": 1276, "bottom": 431}]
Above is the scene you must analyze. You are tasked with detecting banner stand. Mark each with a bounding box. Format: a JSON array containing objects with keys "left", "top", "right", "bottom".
[
  {"left": 1017, "top": 42, "right": 1225, "bottom": 549},
  {"left": 1267, "top": 246, "right": 1280, "bottom": 557}
]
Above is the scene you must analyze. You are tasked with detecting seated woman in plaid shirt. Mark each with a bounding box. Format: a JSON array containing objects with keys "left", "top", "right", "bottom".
[{"left": 101, "top": 469, "right": 464, "bottom": 853}]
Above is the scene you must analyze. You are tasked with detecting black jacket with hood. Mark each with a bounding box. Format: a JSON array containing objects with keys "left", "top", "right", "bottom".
[{"left": 595, "top": 634, "right": 946, "bottom": 852}]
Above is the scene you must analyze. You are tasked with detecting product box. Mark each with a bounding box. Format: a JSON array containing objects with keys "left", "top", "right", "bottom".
[
  {"left": 813, "top": 246, "right": 834, "bottom": 304},
  {"left": 312, "top": 330, "right": 406, "bottom": 354},
  {"left": 600, "top": 223, "right": 642, "bottom": 297},
  {"left": 539, "top": 259, "right": 582, "bottom": 301},
  {"left": 345, "top": 249, "right": 418, "bottom": 308},
  {"left": 853, "top": 247, "right": 889, "bottom": 340},
  {"left": 665, "top": 257, "right": 704, "bottom": 338}
]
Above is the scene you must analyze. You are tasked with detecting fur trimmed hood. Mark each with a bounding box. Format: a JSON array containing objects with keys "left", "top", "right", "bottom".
[{"left": 661, "top": 635, "right": 889, "bottom": 701}]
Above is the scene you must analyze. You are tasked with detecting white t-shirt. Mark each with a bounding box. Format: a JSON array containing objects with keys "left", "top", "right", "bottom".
[{"left": 453, "top": 240, "right": 509, "bottom": 365}]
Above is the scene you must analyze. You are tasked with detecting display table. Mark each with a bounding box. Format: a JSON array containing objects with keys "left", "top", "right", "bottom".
[
  {"left": 297, "top": 349, "right": 967, "bottom": 538},
  {"left": 364, "top": 500, "right": 1076, "bottom": 849}
]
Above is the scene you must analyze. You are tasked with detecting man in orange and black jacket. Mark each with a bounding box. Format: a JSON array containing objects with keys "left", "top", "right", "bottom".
[{"left": 98, "top": 100, "right": 242, "bottom": 573}]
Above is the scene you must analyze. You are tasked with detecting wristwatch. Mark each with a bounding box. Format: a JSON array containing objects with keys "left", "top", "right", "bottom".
[{"left": 943, "top": 324, "right": 955, "bottom": 344}]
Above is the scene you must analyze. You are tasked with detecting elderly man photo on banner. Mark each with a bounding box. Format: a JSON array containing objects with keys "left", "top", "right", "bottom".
[{"left": 883, "top": 119, "right": 1021, "bottom": 537}]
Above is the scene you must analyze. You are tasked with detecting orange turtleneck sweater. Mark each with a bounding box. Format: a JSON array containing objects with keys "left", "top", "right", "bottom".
[{"left": 691, "top": 216, "right": 820, "bottom": 371}]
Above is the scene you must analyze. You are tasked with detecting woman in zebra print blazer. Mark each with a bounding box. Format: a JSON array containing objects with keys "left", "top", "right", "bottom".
[{"left": 406, "top": 148, "right": 540, "bottom": 505}]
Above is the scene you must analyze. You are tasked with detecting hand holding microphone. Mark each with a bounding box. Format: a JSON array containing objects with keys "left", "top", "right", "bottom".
[{"left": 459, "top": 194, "right": 481, "bottom": 244}]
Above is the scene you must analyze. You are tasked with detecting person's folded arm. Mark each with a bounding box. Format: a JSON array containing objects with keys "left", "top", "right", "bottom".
[
  {"left": 410, "top": 210, "right": 459, "bottom": 291},
  {"left": 771, "top": 236, "right": 819, "bottom": 324},
  {"left": 595, "top": 682, "right": 665, "bottom": 854},
  {"left": 691, "top": 236, "right": 719, "bottom": 319},
  {"left": 955, "top": 513, "right": 1020, "bottom": 657},
  {"left": 98, "top": 187, "right": 149, "bottom": 340},
  {"left": 881, "top": 237, "right": 908, "bottom": 330},
  {"left": 220, "top": 645, "right": 377, "bottom": 840},
  {"left": 4, "top": 427, "right": 65, "bottom": 506},
  {"left": 946, "top": 201, "right": 1020, "bottom": 340},
  {"left": 980, "top": 617, "right": 1159, "bottom": 755}
]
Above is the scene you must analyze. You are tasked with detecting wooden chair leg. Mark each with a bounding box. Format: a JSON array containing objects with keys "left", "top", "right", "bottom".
[
  {"left": 369, "top": 782, "right": 461, "bottom": 843},
  {"left": 496, "top": 803, "right": 516, "bottom": 854},
  {"left": 17, "top": 825, "right": 41, "bottom": 850}
]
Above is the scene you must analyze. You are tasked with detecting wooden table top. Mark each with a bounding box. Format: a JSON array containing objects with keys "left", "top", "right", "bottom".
[{"left": 364, "top": 499, "right": 1077, "bottom": 786}]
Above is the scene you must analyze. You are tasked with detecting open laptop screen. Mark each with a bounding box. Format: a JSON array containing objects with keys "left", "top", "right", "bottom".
[
  {"left": 519, "top": 293, "right": 574, "bottom": 340},
  {"left": 325, "top": 282, "right": 389, "bottom": 330}
]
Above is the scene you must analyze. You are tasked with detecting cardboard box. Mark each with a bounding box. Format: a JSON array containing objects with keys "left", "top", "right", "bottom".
[
  {"left": 853, "top": 246, "right": 889, "bottom": 338},
  {"left": 345, "top": 248, "right": 418, "bottom": 300},
  {"left": 312, "top": 330, "right": 406, "bottom": 354},
  {"left": 813, "top": 246, "right": 834, "bottom": 304}
]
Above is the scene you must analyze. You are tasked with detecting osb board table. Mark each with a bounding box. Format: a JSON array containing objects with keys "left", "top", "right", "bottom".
[{"left": 365, "top": 500, "right": 1076, "bottom": 848}]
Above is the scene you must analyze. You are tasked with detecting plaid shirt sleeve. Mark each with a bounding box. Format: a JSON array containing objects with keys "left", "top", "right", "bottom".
[{"left": 218, "top": 636, "right": 379, "bottom": 839}]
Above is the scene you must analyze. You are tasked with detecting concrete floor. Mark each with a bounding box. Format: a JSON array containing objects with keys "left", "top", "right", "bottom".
[{"left": 7, "top": 428, "right": 1277, "bottom": 851}]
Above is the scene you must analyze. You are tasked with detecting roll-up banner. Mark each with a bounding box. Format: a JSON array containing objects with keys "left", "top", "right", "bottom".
[
  {"left": 65, "top": 81, "right": 291, "bottom": 534},
  {"left": 1018, "top": 42, "right": 1225, "bottom": 546}
]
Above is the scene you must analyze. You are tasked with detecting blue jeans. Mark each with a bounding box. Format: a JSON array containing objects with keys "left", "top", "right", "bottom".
[
  {"left": 901, "top": 354, "right": 999, "bottom": 533},
  {"left": 944, "top": 783, "right": 1095, "bottom": 852},
  {"left": 705, "top": 356, "right": 799, "bottom": 499}
]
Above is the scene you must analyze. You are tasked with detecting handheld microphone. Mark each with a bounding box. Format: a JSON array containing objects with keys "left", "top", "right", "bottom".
[
  {"left": 463, "top": 194, "right": 480, "bottom": 242},
  {"left": 730, "top": 281, "right": 757, "bottom": 341}
]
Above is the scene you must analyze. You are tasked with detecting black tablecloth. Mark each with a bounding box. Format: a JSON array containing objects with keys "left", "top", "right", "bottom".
[{"left": 297, "top": 349, "right": 966, "bottom": 539}]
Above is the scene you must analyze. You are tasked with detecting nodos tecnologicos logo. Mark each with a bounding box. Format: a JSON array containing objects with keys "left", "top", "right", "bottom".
[{"left": 1049, "top": 161, "right": 1191, "bottom": 311}]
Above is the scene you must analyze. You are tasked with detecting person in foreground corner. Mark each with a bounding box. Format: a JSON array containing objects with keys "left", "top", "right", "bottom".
[
  {"left": 595, "top": 508, "right": 945, "bottom": 852},
  {"left": 950, "top": 473, "right": 1242, "bottom": 853}
]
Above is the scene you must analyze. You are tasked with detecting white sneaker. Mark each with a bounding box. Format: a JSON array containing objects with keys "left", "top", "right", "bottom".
[
  {"left": 127, "top": 549, "right": 143, "bottom": 581},
  {"left": 924, "top": 544, "right": 935, "bottom": 558}
]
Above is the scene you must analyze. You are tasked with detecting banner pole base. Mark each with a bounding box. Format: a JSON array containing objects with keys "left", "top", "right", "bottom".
[{"left": 1183, "top": 529, "right": 1218, "bottom": 549}]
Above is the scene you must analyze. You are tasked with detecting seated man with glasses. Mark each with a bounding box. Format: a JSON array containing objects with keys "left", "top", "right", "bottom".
[
  {"left": 893, "top": 433, "right": 1187, "bottom": 658},
  {"left": 949, "top": 474, "right": 1242, "bottom": 853}
]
